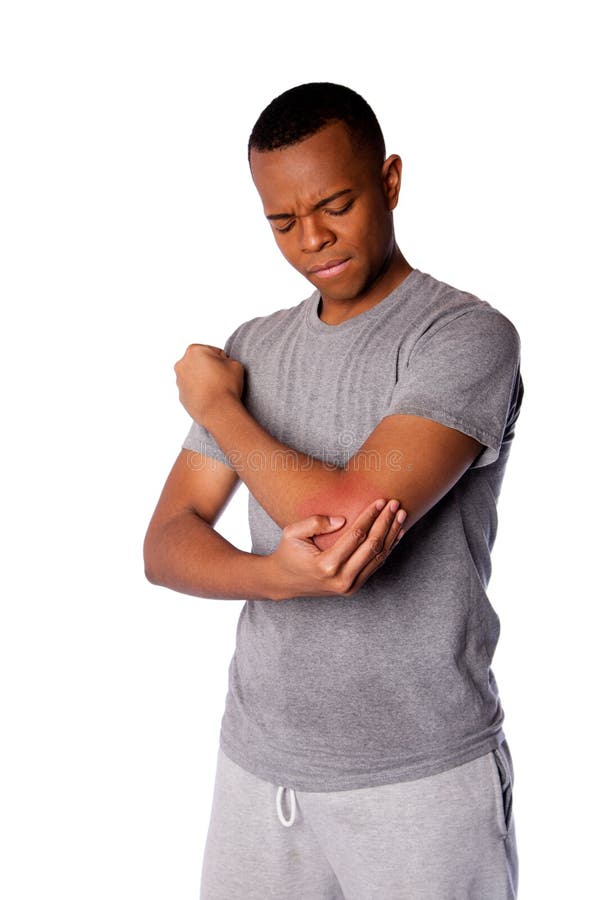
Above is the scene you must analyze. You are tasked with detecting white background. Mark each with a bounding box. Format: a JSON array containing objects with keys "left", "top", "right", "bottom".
[{"left": 1, "top": 1, "right": 597, "bottom": 897}]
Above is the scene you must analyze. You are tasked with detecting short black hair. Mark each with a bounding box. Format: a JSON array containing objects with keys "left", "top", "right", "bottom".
[{"left": 248, "top": 82, "right": 386, "bottom": 166}]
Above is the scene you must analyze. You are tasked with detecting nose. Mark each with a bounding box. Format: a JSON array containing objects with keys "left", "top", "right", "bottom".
[{"left": 299, "top": 214, "right": 335, "bottom": 253}]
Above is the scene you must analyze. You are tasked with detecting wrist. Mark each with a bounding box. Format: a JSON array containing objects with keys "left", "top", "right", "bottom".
[
  {"left": 259, "top": 553, "right": 287, "bottom": 602},
  {"left": 201, "top": 391, "right": 242, "bottom": 431}
]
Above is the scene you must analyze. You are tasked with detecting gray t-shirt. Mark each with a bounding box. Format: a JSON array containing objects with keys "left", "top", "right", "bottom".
[{"left": 182, "top": 267, "right": 524, "bottom": 791}]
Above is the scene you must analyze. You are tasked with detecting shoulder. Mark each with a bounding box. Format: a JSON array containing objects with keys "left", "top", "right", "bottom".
[{"left": 410, "top": 270, "right": 521, "bottom": 358}]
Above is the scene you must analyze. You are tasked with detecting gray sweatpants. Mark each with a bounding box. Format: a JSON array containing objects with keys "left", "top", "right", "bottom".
[{"left": 200, "top": 740, "right": 518, "bottom": 899}]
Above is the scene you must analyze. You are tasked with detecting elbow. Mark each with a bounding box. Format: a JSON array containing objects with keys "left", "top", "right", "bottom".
[
  {"left": 303, "top": 470, "right": 419, "bottom": 553},
  {"left": 144, "top": 563, "right": 159, "bottom": 585},
  {"left": 143, "top": 531, "right": 162, "bottom": 585}
]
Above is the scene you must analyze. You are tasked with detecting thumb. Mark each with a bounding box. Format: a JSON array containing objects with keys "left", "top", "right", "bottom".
[
  {"left": 311, "top": 515, "right": 346, "bottom": 536},
  {"left": 284, "top": 514, "right": 346, "bottom": 541}
]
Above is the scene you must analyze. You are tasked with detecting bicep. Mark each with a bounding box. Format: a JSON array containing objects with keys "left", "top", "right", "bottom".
[{"left": 146, "top": 449, "right": 241, "bottom": 530}]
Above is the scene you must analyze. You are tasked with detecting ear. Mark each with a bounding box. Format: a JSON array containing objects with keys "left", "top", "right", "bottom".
[{"left": 381, "top": 154, "right": 402, "bottom": 211}]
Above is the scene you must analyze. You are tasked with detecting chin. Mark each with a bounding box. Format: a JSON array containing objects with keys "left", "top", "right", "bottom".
[
  {"left": 326, "top": 278, "right": 370, "bottom": 302},
  {"left": 301, "top": 264, "right": 365, "bottom": 300}
]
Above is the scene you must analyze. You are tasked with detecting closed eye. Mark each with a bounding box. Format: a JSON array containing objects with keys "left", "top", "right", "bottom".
[
  {"left": 274, "top": 220, "right": 295, "bottom": 234},
  {"left": 274, "top": 199, "right": 355, "bottom": 234},
  {"left": 325, "top": 200, "right": 355, "bottom": 216}
]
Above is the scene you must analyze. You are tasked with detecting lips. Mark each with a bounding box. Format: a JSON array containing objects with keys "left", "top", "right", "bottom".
[{"left": 307, "top": 258, "right": 351, "bottom": 278}]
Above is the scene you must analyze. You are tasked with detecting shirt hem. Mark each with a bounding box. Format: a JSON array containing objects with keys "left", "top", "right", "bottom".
[{"left": 219, "top": 726, "right": 506, "bottom": 792}]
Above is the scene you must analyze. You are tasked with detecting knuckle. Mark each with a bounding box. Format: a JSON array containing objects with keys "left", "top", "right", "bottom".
[
  {"left": 335, "top": 576, "right": 353, "bottom": 594},
  {"left": 367, "top": 537, "right": 384, "bottom": 556},
  {"left": 318, "top": 558, "right": 339, "bottom": 578},
  {"left": 351, "top": 526, "right": 367, "bottom": 542}
]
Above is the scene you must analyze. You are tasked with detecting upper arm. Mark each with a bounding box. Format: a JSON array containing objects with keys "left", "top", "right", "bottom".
[
  {"left": 145, "top": 449, "right": 241, "bottom": 532},
  {"left": 333, "top": 306, "right": 521, "bottom": 534},
  {"left": 341, "top": 413, "right": 483, "bottom": 532}
]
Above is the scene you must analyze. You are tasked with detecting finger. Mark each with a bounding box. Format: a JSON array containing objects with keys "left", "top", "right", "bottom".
[
  {"left": 391, "top": 515, "right": 407, "bottom": 547},
  {"left": 366, "top": 500, "right": 406, "bottom": 551},
  {"left": 201, "top": 344, "right": 224, "bottom": 355},
  {"left": 350, "top": 521, "right": 406, "bottom": 592},
  {"left": 318, "top": 498, "right": 388, "bottom": 569},
  {"left": 389, "top": 526, "right": 405, "bottom": 552},
  {"left": 337, "top": 500, "right": 403, "bottom": 581},
  {"left": 335, "top": 501, "right": 407, "bottom": 592},
  {"left": 379, "top": 506, "right": 407, "bottom": 553},
  {"left": 283, "top": 513, "right": 346, "bottom": 543}
]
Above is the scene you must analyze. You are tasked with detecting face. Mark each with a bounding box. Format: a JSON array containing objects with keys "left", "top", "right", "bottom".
[{"left": 249, "top": 121, "right": 403, "bottom": 306}]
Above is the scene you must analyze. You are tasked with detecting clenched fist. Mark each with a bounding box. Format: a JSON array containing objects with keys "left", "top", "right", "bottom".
[{"left": 174, "top": 344, "right": 245, "bottom": 424}]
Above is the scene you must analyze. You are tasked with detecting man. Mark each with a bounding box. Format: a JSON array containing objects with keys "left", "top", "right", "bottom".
[{"left": 144, "top": 82, "right": 523, "bottom": 898}]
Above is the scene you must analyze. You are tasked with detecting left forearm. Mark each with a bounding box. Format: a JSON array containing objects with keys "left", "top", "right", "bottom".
[{"left": 202, "top": 395, "right": 345, "bottom": 528}]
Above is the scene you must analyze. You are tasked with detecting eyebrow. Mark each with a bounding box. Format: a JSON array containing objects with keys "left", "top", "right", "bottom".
[{"left": 266, "top": 189, "right": 353, "bottom": 221}]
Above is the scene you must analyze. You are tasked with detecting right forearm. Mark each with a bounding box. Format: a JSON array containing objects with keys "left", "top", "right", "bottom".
[{"left": 144, "top": 510, "right": 277, "bottom": 601}]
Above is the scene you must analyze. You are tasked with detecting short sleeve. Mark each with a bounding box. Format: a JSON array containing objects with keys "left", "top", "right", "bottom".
[
  {"left": 384, "top": 307, "right": 522, "bottom": 469},
  {"left": 180, "top": 326, "right": 242, "bottom": 470}
]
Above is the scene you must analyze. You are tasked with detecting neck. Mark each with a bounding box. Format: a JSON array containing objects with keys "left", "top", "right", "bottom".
[{"left": 318, "top": 245, "right": 413, "bottom": 325}]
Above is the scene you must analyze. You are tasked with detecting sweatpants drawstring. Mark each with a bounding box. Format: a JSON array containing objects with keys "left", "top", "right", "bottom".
[{"left": 276, "top": 785, "right": 297, "bottom": 827}]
